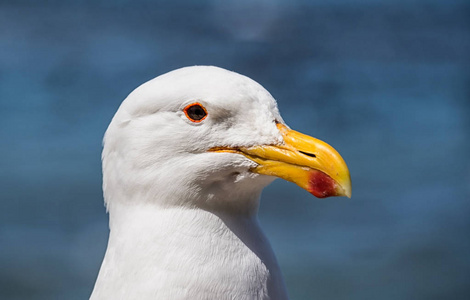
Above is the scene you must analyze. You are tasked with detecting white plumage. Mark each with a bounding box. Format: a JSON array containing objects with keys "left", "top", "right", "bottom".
[{"left": 92, "top": 66, "right": 289, "bottom": 300}]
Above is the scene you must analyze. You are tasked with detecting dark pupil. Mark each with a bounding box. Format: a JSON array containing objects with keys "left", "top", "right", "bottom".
[{"left": 187, "top": 105, "right": 206, "bottom": 120}]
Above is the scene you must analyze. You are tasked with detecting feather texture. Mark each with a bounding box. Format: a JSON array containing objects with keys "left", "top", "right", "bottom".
[{"left": 91, "top": 66, "right": 289, "bottom": 300}]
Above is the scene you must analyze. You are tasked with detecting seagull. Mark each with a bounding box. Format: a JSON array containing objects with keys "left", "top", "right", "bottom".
[{"left": 90, "top": 66, "right": 351, "bottom": 300}]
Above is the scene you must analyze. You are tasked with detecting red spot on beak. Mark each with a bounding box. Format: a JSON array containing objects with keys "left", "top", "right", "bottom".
[{"left": 308, "top": 170, "right": 338, "bottom": 198}]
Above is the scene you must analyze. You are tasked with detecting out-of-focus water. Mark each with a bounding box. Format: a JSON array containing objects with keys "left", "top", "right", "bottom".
[{"left": 1, "top": 1, "right": 469, "bottom": 299}]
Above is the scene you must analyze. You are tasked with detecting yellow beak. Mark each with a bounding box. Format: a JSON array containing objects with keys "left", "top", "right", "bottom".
[{"left": 211, "top": 123, "right": 351, "bottom": 198}]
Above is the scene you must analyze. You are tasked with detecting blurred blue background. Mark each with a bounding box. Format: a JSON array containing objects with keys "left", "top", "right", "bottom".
[{"left": 1, "top": 0, "right": 469, "bottom": 299}]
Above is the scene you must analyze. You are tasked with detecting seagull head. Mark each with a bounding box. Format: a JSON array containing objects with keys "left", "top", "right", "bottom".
[{"left": 103, "top": 66, "right": 351, "bottom": 214}]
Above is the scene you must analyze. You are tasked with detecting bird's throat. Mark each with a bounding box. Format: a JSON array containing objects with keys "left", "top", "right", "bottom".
[{"left": 92, "top": 204, "right": 288, "bottom": 299}]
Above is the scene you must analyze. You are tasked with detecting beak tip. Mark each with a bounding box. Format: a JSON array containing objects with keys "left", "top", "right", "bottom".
[
  {"left": 308, "top": 170, "right": 352, "bottom": 199},
  {"left": 339, "top": 177, "right": 352, "bottom": 198}
]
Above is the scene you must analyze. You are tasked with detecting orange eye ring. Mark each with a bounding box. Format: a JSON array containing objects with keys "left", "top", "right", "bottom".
[{"left": 183, "top": 102, "right": 208, "bottom": 123}]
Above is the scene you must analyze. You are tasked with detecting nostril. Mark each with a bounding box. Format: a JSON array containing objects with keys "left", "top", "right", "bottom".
[{"left": 299, "top": 150, "right": 316, "bottom": 158}]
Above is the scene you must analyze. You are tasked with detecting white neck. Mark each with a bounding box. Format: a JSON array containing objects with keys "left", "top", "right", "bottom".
[{"left": 91, "top": 201, "right": 289, "bottom": 300}]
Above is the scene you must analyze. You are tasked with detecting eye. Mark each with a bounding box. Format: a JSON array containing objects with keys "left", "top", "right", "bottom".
[{"left": 184, "top": 102, "right": 207, "bottom": 122}]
